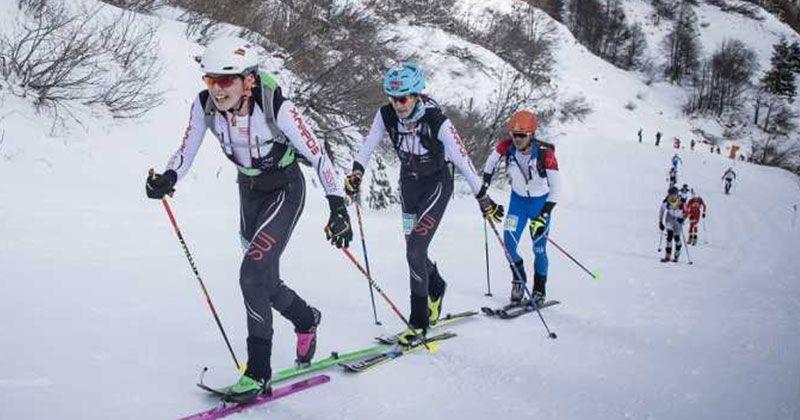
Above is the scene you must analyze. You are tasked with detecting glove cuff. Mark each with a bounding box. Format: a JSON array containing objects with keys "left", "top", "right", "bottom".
[
  {"left": 164, "top": 169, "right": 177, "bottom": 182},
  {"left": 327, "top": 195, "right": 346, "bottom": 212}
]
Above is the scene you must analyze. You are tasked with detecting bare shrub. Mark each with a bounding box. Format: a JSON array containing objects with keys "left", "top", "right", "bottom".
[{"left": 0, "top": 1, "right": 164, "bottom": 121}]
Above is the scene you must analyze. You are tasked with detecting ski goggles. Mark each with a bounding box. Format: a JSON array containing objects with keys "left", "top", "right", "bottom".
[
  {"left": 389, "top": 95, "right": 416, "bottom": 105},
  {"left": 203, "top": 74, "right": 241, "bottom": 89},
  {"left": 511, "top": 132, "right": 533, "bottom": 139}
]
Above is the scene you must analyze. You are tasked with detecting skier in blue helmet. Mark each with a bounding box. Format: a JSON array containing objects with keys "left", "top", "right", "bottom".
[{"left": 344, "top": 63, "right": 504, "bottom": 345}]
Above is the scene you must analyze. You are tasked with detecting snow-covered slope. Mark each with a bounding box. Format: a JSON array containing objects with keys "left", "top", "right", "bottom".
[{"left": 1, "top": 2, "right": 799, "bottom": 420}]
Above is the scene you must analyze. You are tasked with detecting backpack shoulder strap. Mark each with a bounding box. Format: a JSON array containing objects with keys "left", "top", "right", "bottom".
[
  {"left": 199, "top": 90, "right": 216, "bottom": 130},
  {"left": 256, "top": 70, "right": 285, "bottom": 141},
  {"left": 379, "top": 104, "right": 400, "bottom": 150}
]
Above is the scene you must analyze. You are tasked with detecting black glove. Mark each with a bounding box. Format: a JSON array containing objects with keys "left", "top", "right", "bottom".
[
  {"left": 678, "top": 217, "right": 685, "bottom": 224},
  {"left": 146, "top": 169, "right": 177, "bottom": 199},
  {"left": 702, "top": 213, "right": 706, "bottom": 219},
  {"left": 659, "top": 221, "right": 665, "bottom": 231},
  {"left": 324, "top": 196, "right": 353, "bottom": 248},
  {"left": 344, "top": 162, "right": 364, "bottom": 197},
  {"left": 477, "top": 192, "right": 504, "bottom": 223},
  {"left": 529, "top": 214, "right": 548, "bottom": 239}
]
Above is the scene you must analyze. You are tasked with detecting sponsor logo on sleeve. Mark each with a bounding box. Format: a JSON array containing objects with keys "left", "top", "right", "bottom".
[
  {"left": 289, "top": 107, "right": 320, "bottom": 155},
  {"left": 449, "top": 125, "right": 468, "bottom": 156}
]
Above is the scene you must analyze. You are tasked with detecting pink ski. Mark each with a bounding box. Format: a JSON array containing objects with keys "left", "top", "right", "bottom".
[{"left": 180, "top": 375, "right": 330, "bottom": 420}]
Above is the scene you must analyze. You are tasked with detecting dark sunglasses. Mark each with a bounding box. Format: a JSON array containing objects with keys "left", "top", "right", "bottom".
[
  {"left": 389, "top": 95, "right": 416, "bottom": 105},
  {"left": 511, "top": 132, "right": 531, "bottom": 139},
  {"left": 203, "top": 74, "right": 241, "bottom": 89}
]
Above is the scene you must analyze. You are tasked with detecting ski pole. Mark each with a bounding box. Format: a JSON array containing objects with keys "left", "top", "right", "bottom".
[
  {"left": 340, "top": 248, "right": 433, "bottom": 351},
  {"left": 657, "top": 230, "right": 664, "bottom": 252},
  {"left": 680, "top": 227, "right": 694, "bottom": 265},
  {"left": 546, "top": 237, "right": 600, "bottom": 281},
  {"left": 152, "top": 172, "right": 241, "bottom": 371},
  {"left": 485, "top": 219, "right": 557, "bottom": 339},
  {"left": 483, "top": 220, "right": 493, "bottom": 297},
  {"left": 352, "top": 197, "right": 381, "bottom": 326}
]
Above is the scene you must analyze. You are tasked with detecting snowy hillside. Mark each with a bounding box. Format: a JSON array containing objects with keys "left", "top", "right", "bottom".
[{"left": 1, "top": 1, "right": 800, "bottom": 420}]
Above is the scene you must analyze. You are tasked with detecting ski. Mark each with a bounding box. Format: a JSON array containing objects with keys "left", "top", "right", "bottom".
[
  {"left": 374, "top": 310, "right": 477, "bottom": 344},
  {"left": 339, "top": 332, "right": 457, "bottom": 373},
  {"left": 481, "top": 300, "right": 560, "bottom": 319},
  {"left": 181, "top": 375, "right": 329, "bottom": 420},
  {"left": 196, "top": 343, "right": 389, "bottom": 395}
]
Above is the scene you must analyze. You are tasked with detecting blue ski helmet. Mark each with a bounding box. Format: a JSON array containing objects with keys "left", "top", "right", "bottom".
[{"left": 382, "top": 63, "right": 425, "bottom": 96}]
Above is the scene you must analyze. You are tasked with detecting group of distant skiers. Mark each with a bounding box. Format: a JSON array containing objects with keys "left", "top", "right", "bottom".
[
  {"left": 638, "top": 128, "right": 729, "bottom": 155},
  {"left": 145, "top": 37, "right": 561, "bottom": 403},
  {"left": 657, "top": 150, "right": 740, "bottom": 262}
]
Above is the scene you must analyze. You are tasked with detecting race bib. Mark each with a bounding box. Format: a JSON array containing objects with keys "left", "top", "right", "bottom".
[
  {"left": 402, "top": 213, "right": 417, "bottom": 235},
  {"left": 504, "top": 214, "right": 519, "bottom": 231}
]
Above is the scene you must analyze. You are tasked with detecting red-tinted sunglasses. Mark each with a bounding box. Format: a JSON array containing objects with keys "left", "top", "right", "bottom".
[
  {"left": 203, "top": 74, "right": 241, "bottom": 89},
  {"left": 389, "top": 95, "right": 416, "bottom": 105}
]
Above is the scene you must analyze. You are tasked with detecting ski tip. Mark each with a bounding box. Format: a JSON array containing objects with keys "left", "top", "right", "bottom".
[{"left": 425, "top": 342, "right": 439, "bottom": 354}]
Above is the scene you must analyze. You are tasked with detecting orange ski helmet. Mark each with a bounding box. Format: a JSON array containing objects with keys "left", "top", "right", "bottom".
[{"left": 507, "top": 110, "right": 538, "bottom": 134}]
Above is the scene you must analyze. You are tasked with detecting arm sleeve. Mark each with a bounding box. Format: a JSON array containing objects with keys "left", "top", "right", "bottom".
[
  {"left": 543, "top": 146, "right": 561, "bottom": 204},
  {"left": 276, "top": 99, "right": 345, "bottom": 197},
  {"left": 658, "top": 201, "right": 666, "bottom": 223},
  {"left": 354, "top": 111, "right": 388, "bottom": 169},
  {"left": 438, "top": 119, "right": 482, "bottom": 196},
  {"left": 166, "top": 95, "right": 207, "bottom": 180}
]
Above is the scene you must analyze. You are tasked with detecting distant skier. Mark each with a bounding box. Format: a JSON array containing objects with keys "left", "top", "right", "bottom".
[
  {"left": 658, "top": 186, "right": 687, "bottom": 262},
  {"left": 667, "top": 167, "right": 677, "bottom": 188},
  {"left": 722, "top": 167, "right": 736, "bottom": 194},
  {"left": 690, "top": 139, "right": 696, "bottom": 150},
  {"left": 145, "top": 37, "right": 352, "bottom": 403},
  {"left": 638, "top": 128, "right": 643, "bottom": 143},
  {"left": 686, "top": 193, "right": 707, "bottom": 245},
  {"left": 655, "top": 131, "right": 662, "bottom": 146},
  {"left": 671, "top": 153, "right": 682, "bottom": 172},
  {"left": 344, "top": 63, "right": 503, "bottom": 345},
  {"left": 679, "top": 183, "right": 691, "bottom": 201},
  {"left": 673, "top": 137, "right": 681, "bottom": 149}
]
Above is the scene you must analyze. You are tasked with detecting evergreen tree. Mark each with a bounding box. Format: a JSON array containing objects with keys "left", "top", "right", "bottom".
[{"left": 761, "top": 39, "right": 798, "bottom": 100}]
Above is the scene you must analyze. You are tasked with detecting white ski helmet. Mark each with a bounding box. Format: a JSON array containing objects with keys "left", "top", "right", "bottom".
[{"left": 199, "top": 36, "right": 259, "bottom": 75}]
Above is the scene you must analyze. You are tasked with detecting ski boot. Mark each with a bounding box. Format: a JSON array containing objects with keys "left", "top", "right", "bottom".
[
  {"left": 222, "top": 375, "right": 270, "bottom": 404},
  {"left": 397, "top": 327, "right": 426, "bottom": 347},
  {"left": 399, "top": 294, "right": 429, "bottom": 347},
  {"left": 427, "top": 264, "right": 447, "bottom": 325},
  {"left": 660, "top": 249, "right": 672, "bottom": 263},
  {"left": 531, "top": 291, "right": 546, "bottom": 308},
  {"left": 510, "top": 260, "right": 527, "bottom": 304},
  {"left": 532, "top": 273, "right": 547, "bottom": 307},
  {"left": 295, "top": 307, "right": 321, "bottom": 366},
  {"left": 673, "top": 249, "right": 681, "bottom": 263}
]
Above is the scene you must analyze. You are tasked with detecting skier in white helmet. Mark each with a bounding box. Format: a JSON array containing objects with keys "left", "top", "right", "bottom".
[{"left": 145, "top": 37, "right": 352, "bottom": 403}]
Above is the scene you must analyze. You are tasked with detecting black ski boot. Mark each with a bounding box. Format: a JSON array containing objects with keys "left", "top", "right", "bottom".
[
  {"left": 532, "top": 273, "right": 547, "bottom": 306},
  {"left": 399, "top": 294, "right": 429, "bottom": 346}
]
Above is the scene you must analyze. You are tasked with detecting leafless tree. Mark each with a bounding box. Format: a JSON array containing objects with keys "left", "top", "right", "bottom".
[
  {"left": 685, "top": 39, "right": 757, "bottom": 116},
  {"left": 0, "top": 1, "right": 164, "bottom": 122}
]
